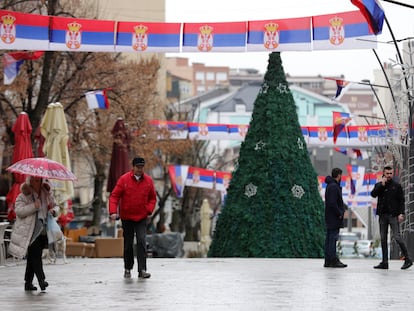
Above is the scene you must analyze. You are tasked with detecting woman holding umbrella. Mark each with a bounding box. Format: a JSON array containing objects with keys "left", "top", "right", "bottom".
[{"left": 8, "top": 176, "right": 59, "bottom": 292}]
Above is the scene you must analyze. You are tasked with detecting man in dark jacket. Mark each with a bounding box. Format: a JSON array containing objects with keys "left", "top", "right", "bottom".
[
  {"left": 371, "top": 166, "right": 412, "bottom": 270},
  {"left": 324, "top": 168, "right": 347, "bottom": 268},
  {"left": 109, "top": 157, "right": 157, "bottom": 279}
]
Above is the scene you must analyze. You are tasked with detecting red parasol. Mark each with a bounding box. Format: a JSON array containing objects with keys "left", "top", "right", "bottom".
[
  {"left": 6, "top": 112, "right": 34, "bottom": 221},
  {"left": 107, "top": 118, "right": 131, "bottom": 193}
]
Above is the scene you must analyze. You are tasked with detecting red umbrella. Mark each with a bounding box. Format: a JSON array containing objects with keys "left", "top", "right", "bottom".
[
  {"left": 7, "top": 157, "right": 77, "bottom": 181},
  {"left": 6, "top": 112, "right": 34, "bottom": 221},
  {"left": 107, "top": 118, "right": 131, "bottom": 192}
]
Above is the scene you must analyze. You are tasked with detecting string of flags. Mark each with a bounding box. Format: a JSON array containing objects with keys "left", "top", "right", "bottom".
[
  {"left": 0, "top": 1, "right": 384, "bottom": 53},
  {"left": 171, "top": 162, "right": 382, "bottom": 209},
  {"left": 150, "top": 119, "right": 407, "bottom": 148}
]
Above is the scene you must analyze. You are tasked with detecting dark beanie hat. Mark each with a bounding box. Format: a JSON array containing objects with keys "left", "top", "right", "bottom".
[{"left": 132, "top": 157, "right": 145, "bottom": 166}]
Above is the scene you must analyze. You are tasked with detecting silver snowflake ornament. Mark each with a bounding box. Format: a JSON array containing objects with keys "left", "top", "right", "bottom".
[
  {"left": 297, "top": 137, "right": 304, "bottom": 149},
  {"left": 277, "top": 83, "right": 289, "bottom": 94},
  {"left": 245, "top": 183, "right": 258, "bottom": 198},
  {"left": 255, "top": 140, "right": 266, "bottom": 150},
  {"left": 291, "top": 184, "right": 305, "bottom": 199},
  {"left": 259, "top": 82, "right": 269, "bottom": 94}
]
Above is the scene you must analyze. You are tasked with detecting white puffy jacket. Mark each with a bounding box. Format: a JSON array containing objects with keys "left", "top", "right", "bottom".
[{"left": 8, "top": 182, "right": 58, "bottom": 259}]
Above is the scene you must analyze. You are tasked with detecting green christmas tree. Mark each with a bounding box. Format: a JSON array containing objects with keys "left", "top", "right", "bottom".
[{"left": 208, "top": 52, "right": 325, "bottom": 258}]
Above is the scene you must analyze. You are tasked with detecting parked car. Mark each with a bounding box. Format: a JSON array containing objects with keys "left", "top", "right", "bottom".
[{"left": 338, "top": 232, "right": 359, "bottom": 243}]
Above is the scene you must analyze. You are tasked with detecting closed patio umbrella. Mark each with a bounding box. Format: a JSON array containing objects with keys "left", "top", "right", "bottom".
[
  {"left": 5, "top": 112, "right": 33, "bottom": 221},
  {"left": 40, "top": 102, "right": 74, "bottom": 204},
  {"left": 107, "top": 118, "right": 131, "bottom": 193}
]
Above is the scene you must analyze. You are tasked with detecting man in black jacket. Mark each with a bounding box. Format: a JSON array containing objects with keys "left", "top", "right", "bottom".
[
  {"left": 371, "top": 166, "right": 412, "bottom": 270},
  {"left": 324, "top": 168, "right": 347, "bottom": 268}
]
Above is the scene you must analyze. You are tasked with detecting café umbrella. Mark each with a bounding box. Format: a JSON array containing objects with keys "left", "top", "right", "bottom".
[{"left": 6, "top": 157, "right": 77, "bottom": 181}]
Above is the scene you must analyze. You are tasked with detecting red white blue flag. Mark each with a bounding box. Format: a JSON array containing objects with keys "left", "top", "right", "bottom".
[
  {"left": 215, "top": 171, "right": 232, "bottom": 192},
  {"left": 247, "top": 17, "right": 312, "bottom": 51},
  {"left": 333, "top": 111, "right": 352, "bottom": 144},
  {"left": 182, "top": 22, "right": 247, "bottom": 52},
  {"left": 346, "top": 164, "right": 365, "bottom": 195},
  {"left": 185, "top": 167, "right": 215, "bottom": 189},
  {"left": 188, "top": 123, "right": 229, "bottom": 140},
  {"left": 228, "top": 124, "right": 249, "bottom": 141},
  {"left": 350, "top": 0, "right": 384, "bottom": 35},
  {"left": 3, "top": 51, "right": 44, "bottom": 85},
  {"left": 168, "top": 165, "right": 189, "bottom": 198},
  {"left": 308, "top": 126, "right": 334, "bottom": 146},
  {"left": 115, "top": 21, "right": 181, "bottom": 52},
  {"left": 149, "top": 120, "right": 188, "bottom": 139},
  {"left": 312, "top": 10, "right": 377, "bottom": 50},
  {"left": 85, "top": 89, "right": 110, "bottom": 110},
  {"left": 50, "top": 16, "right": 116, "bottom": 52},
  {"left": 334, "top": 147, "right": 368, "bottom": 160},
  {"left": 0, "top": 10, "right": 49, "bottom": 50}
]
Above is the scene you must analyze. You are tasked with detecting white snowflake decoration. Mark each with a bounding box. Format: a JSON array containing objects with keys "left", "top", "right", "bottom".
[
  {"left": 297, "top": 137, "right": 304, "bottom": 149},
  {"left": 291, "top": 184, "right": 305, "bottom": 199},
  {"left": 277, "top": 83, "right": 289, "bottom": 94},
  {"left": 255, "top": 140, "right": 266, "bottom": 150},
  {"left": 245, "top": 183, "right": 258, "bottom": 198},
  {"left": 259, "top": 82, "right": 269, "bottom": 94}
]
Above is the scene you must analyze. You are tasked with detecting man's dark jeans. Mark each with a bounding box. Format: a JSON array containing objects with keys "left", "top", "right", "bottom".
[
  {"left": 122, "top": 219, "right": 147, "bottom": 272},
  {"left": 325, "top": 228, "right": 339, "bottom": 261},
  {"left": 379, "top": 214, "right": 409, "bottom": 262}
]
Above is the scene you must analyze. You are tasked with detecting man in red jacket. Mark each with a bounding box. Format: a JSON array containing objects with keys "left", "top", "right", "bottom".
[{"left": 109, "top": 157, "right": 156, "bottom": 279}]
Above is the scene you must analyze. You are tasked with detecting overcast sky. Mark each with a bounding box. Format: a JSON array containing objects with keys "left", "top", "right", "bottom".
[{"left": 165, "top": 0, "right": 414, "bottom": 82}]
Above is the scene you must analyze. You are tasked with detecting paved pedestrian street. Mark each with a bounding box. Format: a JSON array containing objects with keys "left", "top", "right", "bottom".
[{"left": 1, "top": 257, "right": 414, "bottom": 310}]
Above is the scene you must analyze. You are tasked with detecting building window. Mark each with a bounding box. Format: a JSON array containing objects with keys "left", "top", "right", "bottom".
[
  {"left": 197, "top": 85, "right": 205, "bottom": 93},
  {"left": 206, "top": 72, "right": 215, "bottom": 81},
  {"left": 196, "top": 72, "right": 204, "bottom": 81},
  {"left": 216, "top": 72, "right": 227, "bottom": 82}
]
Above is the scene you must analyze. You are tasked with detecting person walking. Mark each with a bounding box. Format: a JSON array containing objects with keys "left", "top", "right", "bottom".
[
  {"left": 109, "top": 156, "right": 156, "bottom": 279},
  {"left": 8, "top": 176, "right": 59, "bottom": 291},
  {"left": 371, "top": 166, "right": 413, "bottom": 270},
  {"left": 324, "top": 168, "right": 347, "bottom": 268}
]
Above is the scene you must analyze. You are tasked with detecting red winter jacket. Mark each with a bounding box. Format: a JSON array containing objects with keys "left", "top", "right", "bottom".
[{"left": 109, "top": 171, "right": 156, "bottom": 222}]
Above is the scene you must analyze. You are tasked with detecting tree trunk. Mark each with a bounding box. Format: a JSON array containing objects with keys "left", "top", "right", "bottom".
[{"left": 92, "top": 161, "right": 106, "bottom": 227}]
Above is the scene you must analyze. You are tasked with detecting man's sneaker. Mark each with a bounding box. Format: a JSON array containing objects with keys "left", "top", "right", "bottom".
[
  {"left": 374, "top": 262, "right": 389, "bottom": 269},
  {"left": 401, "top": 259, "right": 413, "bottom": 270},
  {"left": 124, "top": 269, "right": 131, "bottom": 278},
  {"left": 138, "top": 270, "right": 151, "bottom": 279}
]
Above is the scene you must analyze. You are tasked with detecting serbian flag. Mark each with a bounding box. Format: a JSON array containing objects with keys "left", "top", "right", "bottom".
[
  {"left": 247, "top": 17, "right": 312, "bottom": 52},
  {"left": 334, "top": 147, "right": 368, "bottom": 160},
  {"left": 0, "top": 10, "right": 49, "bottom": 50},
  {"left": 168, "top": 165, "right": 189, "bottom": 198},
  {"left": 50, "top": 16, "right": 116, "bottom": 52},
  {"left": 334, "top": 79, "right": 351, "bottom": 100},
  {"left": 188, "top": 123, "right": 229, "bottom": 140},
  {"left": 312, "top": 10, "right": 377, "bottom": 50},
  {"left": 346, "top": 164, "right": 365, "bottom": 195},
  {"left": 149, "top": 120, "right": 188, "bottom": 139},
  {"left": 228, "top": 124, "right": 249, "bottom": 141},
  {"left": 333, "top": 111, "right": 352, "bottom": 144},
  {"left": 308, "top": 126, "right": 334, "bottom": 146},
  {"left": 182, "top": 22, "right": 246, "bottom": 52},
  {"left": 115, "top": 21, "right": 181, "bottom": 52},
  {"left": 350, "top": 0, "right": 384, "bottom": 35},
  {"left": 185, "top": 167, "right": 215, "bottom": 189},
  {"left": 3, "top": 51, "right": 44, "bottom": 85},
  {"left": 215, "top": 171, "right": 232, "bottom": 192},
  {"left": 85, "top": 89, "right": 110, "bottom": 110}
]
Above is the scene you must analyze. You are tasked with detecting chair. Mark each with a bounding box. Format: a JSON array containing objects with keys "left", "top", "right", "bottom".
[{"left": 0, "top": 222, "right": 10, "bottom": 266}]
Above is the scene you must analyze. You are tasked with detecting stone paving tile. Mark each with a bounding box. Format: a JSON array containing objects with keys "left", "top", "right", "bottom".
[{"left": 1, "top": 258, "right": 414, "bottom": 310}]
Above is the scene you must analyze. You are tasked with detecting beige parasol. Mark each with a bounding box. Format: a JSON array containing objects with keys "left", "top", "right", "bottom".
[{"left": 40, "top": 102, "right": 74, "bottom": 204}]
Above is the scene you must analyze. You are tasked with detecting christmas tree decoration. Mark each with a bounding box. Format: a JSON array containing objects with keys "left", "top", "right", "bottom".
[
  {"left": 244, "top": 183, "right": 258, "bottom": 198},
  {"left": 291, "top": 184, "right": 305, "bottom": 199},
  {"left": 208, "top": 52, "right": 325, "bottom": 258}
]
